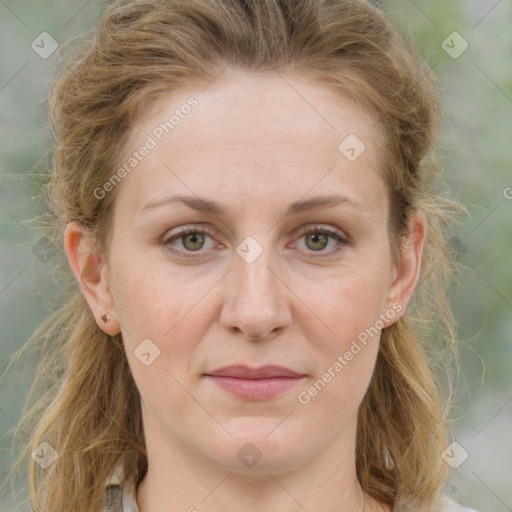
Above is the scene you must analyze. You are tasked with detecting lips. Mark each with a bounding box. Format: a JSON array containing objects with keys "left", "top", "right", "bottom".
[
  {"left": 204, "top": 365, "right": 306, "bottom": 400},
  {"left": 205, "top": 365, "right": 305, "bottom": 379}
]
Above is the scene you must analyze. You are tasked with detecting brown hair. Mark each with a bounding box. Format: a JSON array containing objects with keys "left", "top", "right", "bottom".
[{"left": 5, "top": 0, "right": 464, "bottom": 510}]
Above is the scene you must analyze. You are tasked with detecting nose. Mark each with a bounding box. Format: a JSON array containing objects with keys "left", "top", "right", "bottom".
[{"left": 220, "top": 237, "right": 292, "bottom": 341}]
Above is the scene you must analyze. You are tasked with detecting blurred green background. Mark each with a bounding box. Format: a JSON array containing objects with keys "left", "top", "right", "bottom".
[{"left": 0, "top": 0, "right": 511, "bottom": 510}]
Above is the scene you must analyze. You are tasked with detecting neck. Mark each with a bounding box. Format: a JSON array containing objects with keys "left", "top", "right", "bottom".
[{"left": 135, "top": 416, "right": 392, "bottom": 512}]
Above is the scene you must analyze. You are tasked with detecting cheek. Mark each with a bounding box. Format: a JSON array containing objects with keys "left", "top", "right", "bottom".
[
  {"left": 112, "top": 263, "right": 206, "bottom": 421},
  {"left": 108, "top": 247, "right": 221, "bottom": 391},
  {"left": 296, "top": 259, "right": 389, "bottom": 406},
  {"left": 306, "top": 256, "right": 391, "bottom": 339},
  {"left": 109, "top": 242, "right": 204, "bottom": 337}
]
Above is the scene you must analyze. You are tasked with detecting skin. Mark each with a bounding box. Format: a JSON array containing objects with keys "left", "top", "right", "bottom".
[{"left": 65, "top": 68, "right": 426, "bottom": 512}]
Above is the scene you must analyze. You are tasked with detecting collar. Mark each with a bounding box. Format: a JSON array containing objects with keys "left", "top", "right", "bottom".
[{"left": 105, "top": 463, "right": 139, "bottom": 512}]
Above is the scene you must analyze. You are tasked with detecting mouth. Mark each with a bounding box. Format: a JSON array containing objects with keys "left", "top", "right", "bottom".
[{"left": 204, "top": 365, "right": 307, "bottom": 400}]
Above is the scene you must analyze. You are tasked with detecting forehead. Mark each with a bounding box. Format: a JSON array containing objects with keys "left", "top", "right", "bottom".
[
  {"left": 128, "top": 69, "right": 378, "bottom": 154},
  {"left": 116, "top": 69, "right": 387, "bottom": 220}
]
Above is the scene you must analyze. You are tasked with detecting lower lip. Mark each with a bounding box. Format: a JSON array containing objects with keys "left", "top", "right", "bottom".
[{"left": 206, "top": 375, "right": 305, "bottom": 400}]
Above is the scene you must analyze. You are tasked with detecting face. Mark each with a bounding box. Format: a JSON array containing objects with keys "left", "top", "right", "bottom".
[{"left": 67, "top": 68, "right": 423, "bottom": 474}]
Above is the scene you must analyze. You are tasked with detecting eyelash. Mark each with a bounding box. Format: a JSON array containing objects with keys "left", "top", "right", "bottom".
[{"left": 162, "top": 224, "right": 349, "bottom": 259}]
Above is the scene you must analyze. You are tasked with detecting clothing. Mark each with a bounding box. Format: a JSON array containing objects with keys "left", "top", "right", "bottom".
[
  {"left": 103, "top": 477, "right": 139, "bottom": 511},
  {"left": 102, "top": 464, "right": 480, "bottom": 512},
  {"left": 103, "top": 464, "right": 139, "bottom": 512}
]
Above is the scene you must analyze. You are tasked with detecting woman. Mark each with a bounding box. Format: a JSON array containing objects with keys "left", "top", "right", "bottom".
[{"left": 11, "top": 0, "right": 477, "bottom": 511}]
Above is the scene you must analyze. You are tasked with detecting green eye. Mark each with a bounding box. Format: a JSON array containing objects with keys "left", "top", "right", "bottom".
[
  {"left": 163, "top": 227, "right": 216, "bottom": 254},
  {"left": 162, "top": 224, "right": 348, "bottom": 258},
  {"left": 179, "top": 231, "right": 207, "bottom": 251},
  {"left": 298, "top": 226, "right": 348, "bottom": 256}
]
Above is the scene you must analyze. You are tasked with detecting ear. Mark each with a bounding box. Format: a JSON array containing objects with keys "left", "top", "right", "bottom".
[
  {"left": 382, "top": 210, "right": 427, "bottom": 327},
  {"left": 63, "top": 220, "right": 120, "bottom": 336}
]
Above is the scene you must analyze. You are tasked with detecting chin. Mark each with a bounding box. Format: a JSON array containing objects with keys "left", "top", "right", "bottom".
[
  {"left": 211, "top": 447, "right": 309, "bottom": 475},
  {"left": 201, "top": 420, "right": 312, "bottom": 474}
]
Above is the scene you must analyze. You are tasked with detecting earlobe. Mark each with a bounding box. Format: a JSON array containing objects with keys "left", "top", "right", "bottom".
[
  {"left": 383, "top": 211, "right": 427, "bottom": 326},
  {"left": 63, "top": 221, "right": 121, "bottom": 336}
]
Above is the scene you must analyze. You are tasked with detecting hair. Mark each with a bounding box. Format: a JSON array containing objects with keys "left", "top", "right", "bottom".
[{"left": 3, "top": 0, "right": 466, "bottom": 510}]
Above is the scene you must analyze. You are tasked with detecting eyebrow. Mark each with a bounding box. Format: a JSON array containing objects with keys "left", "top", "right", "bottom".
[{"left": 140, "top": 193, "right": 365, "bottom": 217}]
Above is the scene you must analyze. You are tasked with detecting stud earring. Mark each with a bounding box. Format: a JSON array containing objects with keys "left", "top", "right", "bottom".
[{"left": 101, "top": 313, "right": 111, "bottom": 324}]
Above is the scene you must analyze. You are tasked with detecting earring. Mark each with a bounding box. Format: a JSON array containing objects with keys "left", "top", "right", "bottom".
[{"left": 101, "top": 313, "right": 111, "bottom": 324}]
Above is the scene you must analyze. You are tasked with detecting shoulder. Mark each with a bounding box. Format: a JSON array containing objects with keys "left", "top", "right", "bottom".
[
  {"left": 440, "top": 495, "right": 480, "bottom": 512},
  {"left": 394, "top": 496, "right": 481, "bottom": 512},
  {"left": 102, "top": 476, "right": 480, "bottom": 512}
]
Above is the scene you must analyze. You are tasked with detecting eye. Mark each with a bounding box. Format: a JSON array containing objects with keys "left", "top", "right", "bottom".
[
  {"left": 294, "top": 225, "right": 348, "bottom": 257},
  {"left": 162, "top": 226, "right": 217, "bottom": 255},
  {"left": 161, "top": 224, "right": 348, "bottom": 258}
]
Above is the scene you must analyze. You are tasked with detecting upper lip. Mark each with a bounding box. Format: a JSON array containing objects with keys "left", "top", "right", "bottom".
[{"left": 205, "top": 365, "right": 305, "bottom": 379}]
